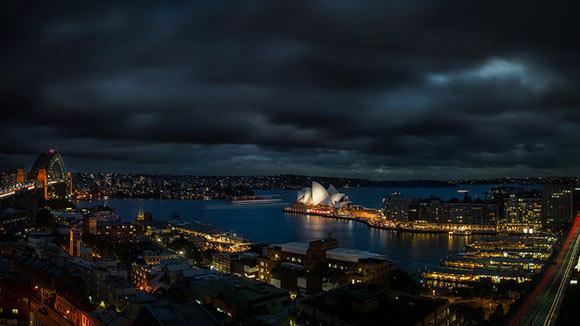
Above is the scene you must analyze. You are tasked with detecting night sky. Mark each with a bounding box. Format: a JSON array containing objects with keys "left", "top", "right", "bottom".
[{"left": 2, "top": 1, "right": 579, "bottom": 179}]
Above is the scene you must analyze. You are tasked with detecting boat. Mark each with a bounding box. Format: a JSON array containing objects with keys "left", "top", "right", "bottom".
[{"left": 231, "top": 195, "right": 282, "bottom": 205}]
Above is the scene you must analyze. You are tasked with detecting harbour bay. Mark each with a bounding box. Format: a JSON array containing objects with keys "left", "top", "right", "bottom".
[{"left": 78, "top": 185, "right": 522, "bottom": 273}]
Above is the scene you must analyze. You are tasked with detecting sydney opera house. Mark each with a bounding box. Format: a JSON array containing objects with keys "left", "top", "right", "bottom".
[
  {"left": 285, "top": 182, "right": 382, "bottom": 219},
  {"left": 297, "top": 182, "right": 350, "bottom": 209}
]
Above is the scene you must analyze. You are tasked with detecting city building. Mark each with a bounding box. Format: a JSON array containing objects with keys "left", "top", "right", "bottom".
[
  {"left": 54, "top": 294, "right": 80, "bottom": 325},
  {"left": 258, "top": 235, "right": 392, "bottom": 294},
  {"left": 101, "top": 222, "right": 139, "bottom": 242},
  {"left": 131, "top": 262, "right": 164, "bottom": 292},
  {"left": 131, "top": 258, "right": 194, "bottom": 293},
  {"left": 10, "top": 254, "right": 64, "bottom": 305},
  {"left": 86, "top": 207, "right": 121, "bottom": 235},
  {"left": 122, "top": 292, "right": 159, "bottom": 319},
  {"left": 135, "top": 208, "right": 153, "bottom": 223},
  {"left": 383, "top": 194, "right": 499, "bottom": 227},
  {"left": 503, "top": 194, "right": 542, "bottom": 232},
  {"left": 325, "top": 248, "right": 392, "bottom": 285},
  {"left": 133, "top": 302, "right": 221, "bottom": 325},
  {"left": 0, "top": 209, "right": 30, "bottom": 236},
  {"left": 81, "top": 308, "right": 130, "bottom": 326},
  {"left": 187, "top": 275, "right": 291, "bottom": 325},
  {"left": 383, "top": 192, "right": 419, "bottom": 221},
  {"left": 0, "top": 259, "right": 30, "bottom": 326},
  {"left": 101, "top": 277, "right": 138, "bottom": 313},
  {"left": 419, "top": 200, "right": 499, "bottom": 225},
  {"left": 211, "top": 252, "right": 259, "bottom": 279},
  {"left": 542, "top": 183, "right": 573, "bottom": 229},
  {"left": 573, "top": 184, "right": 580, "bottom": 218},
  {"left": 143, "top": 250, "right": 179, "bottom": 265},
  {"left": 296, "top": 283, "right": 457, "bottom": 326}
]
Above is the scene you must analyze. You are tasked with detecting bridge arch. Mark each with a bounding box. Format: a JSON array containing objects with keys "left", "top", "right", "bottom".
[
  {"left": 28, "top": 150, "right": 67, "bottom": 183},
  {"left": 28, "top": 150, "right": 70, "bottom": 199}
]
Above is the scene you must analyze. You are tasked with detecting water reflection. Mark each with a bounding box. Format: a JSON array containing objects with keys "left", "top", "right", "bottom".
[{"left": 79, "top": 187, "right": 492, "bottom": 273}]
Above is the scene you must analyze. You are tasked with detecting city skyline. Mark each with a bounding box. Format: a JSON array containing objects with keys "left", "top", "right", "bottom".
[
  {"left": 3, "top": 2, "right": 580, "bottom": 322},
  {"left": 2, "top": 149, "right": 579, "bottom": 325},
  {"left": 3, "top": 1, "right": 580, "bottom": 178}
]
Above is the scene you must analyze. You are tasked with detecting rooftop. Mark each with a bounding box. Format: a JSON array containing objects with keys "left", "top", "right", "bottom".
[
  {"left": 135, "top": 302, "right": 221, "bottom": 326},
  {"left": 190, "top": 275, "right": 288, "bottom": 303},
  {"left": 0, "top": 258, "right": 26, "bottom": 281},
  {"left": 299, "top": 284, "right": 448, "bottom": 326},
  {"left": 126, "top": 292, "right": 158, "bottom": 304},
  {"left": 104, "top": 277, "right": 134, "bottom": 289},
  {"left": 325, "top": 248, "right": 388, "bottom": 263},
  {"left": 273, "top": 242, "right": 309, "bottom": 256},
  {"left": 13, "top": 255, "right": 63, "bottom": 278}
]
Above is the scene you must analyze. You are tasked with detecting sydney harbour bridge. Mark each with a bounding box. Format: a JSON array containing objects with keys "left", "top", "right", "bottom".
[{"left": 0, "top": 149, "right": 72, "bottom": 206}]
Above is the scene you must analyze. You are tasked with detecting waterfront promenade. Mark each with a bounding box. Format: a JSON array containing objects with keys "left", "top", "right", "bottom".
[{"left": 283, "top": 206, "right": 497, "bottom": 235}]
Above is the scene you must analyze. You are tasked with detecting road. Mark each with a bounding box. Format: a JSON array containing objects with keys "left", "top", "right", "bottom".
[
  {"left": 510, "top": 215, "right": 580, "bottom": 326},
  {"left": 0, "top": 182, "right": 36, "bottom": 199},
  {"left": 30, "top": 297, "right": 73, "bottom": 326}
]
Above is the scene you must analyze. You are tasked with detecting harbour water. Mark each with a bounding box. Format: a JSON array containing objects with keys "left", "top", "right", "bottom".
[{"left": 78, "top": 185, "right": 537, "bottom": 273}]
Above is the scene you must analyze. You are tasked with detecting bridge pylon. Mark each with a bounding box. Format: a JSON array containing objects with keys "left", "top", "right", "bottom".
[
  {"left": 16, "top": 167, "right": 26, "bottom": 184},
  {"left": 37, "top": 168, "right": 48, "bottom": 200}
]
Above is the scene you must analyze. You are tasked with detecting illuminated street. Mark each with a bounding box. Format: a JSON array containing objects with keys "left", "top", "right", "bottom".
[{"left": 510, "top": 216, "right": 580, "bottom": 325}]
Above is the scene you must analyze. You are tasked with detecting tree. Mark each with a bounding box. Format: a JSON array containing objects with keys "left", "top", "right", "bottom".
[
  {"left": 46, "top": 198, "right": 75, "bottom": 210},
  {"left": 36, "top": 208, "right": 57, "bottom": 231},
  {"left": 490, "top": 303, "right": 505, "bottom": 322},
  {"left": 453, "top": 304, "right": 485, "bottom": 325},
  {"left": 387, "top": 269, "right": 421, "bottom": 294}
]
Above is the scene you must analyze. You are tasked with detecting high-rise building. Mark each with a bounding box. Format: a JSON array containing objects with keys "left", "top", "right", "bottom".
[
  {"left": 383, "top": 193, "right": 499, "bottom": 226},
  {"left": 573, "top": 184, "right": 580, "bottom": 218},
  {"left": 383, "top": 193, "right": 419, "bottom": 221},
  {"left": 504, "top": 196, "right": 542, "bottom": 226},
  {"left": 418, "top": 201, "right": 498, "bottom": 225},
  {"left": 542, "top": 183, "right": 573, "bottom": 229}
]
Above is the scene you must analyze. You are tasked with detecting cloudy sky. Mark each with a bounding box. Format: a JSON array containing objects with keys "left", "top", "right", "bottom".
[{"left": 2, "top": 1, "right": 579, "bottom": 179}]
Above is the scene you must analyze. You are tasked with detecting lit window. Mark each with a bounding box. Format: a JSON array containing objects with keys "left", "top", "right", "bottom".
[{"left": 12, "top": 308, "right": 19, "bottom": 314}]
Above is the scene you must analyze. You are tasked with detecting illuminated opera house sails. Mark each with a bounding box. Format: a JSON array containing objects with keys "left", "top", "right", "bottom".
[{"left": 297, "top": 182, "right": 350, "bottom": 209}]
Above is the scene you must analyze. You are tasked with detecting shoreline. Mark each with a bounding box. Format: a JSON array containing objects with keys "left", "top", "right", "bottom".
[{"left": 283, "top": 207, "right": 498, "bottom": 235}]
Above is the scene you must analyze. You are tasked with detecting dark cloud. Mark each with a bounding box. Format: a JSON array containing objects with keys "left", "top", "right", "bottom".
[{"left": 1, "top": 0, "right": 580, "bottom": 179}]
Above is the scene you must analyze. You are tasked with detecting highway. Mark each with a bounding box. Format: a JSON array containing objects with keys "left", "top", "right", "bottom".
[{"left": 510, "top": 215, "right": 580, "bottom": 326}]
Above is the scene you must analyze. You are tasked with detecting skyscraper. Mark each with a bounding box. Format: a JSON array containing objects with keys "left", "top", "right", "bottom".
[
  {"left": 573, "top": 184, "right": 580, "bottom": 218},
  {"left": 504, "top": 194, "right": 542, "bottom": 227},
  {"left": 542, "top": 183, "right": 573, "bottom": 229}
]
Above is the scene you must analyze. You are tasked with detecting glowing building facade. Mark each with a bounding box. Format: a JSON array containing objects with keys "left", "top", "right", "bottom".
[{"left": 297, "top": 182, "right": 350, "bottom": 209}]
